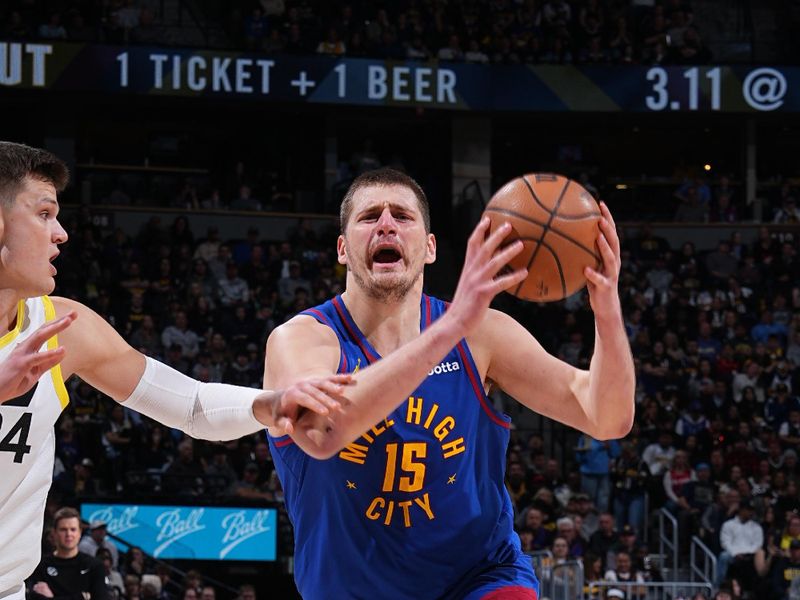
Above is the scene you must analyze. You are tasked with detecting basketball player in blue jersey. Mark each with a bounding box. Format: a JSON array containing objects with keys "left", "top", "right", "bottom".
[
  {"left": 0, "top": 141, "right": 349, "bottom": 600},
  {"left": 265, "top": 167, "right": 635, "bottom": 600}
]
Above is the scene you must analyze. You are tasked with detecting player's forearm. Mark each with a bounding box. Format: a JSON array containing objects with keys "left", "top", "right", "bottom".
[
  {"left": 585, "top": 311, "right": 635, "bottom": 439},
  {"left": 292, "top": 314, "right": 464, "bottom": 459}
]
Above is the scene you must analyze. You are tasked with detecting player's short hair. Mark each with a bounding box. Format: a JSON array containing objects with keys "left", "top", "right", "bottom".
[
  {"left": 339, "top": 167, "right": 430, "bottom": 234},
  {"left": 0, "top": 141, "right": 69, "bottom": 205},
  {"left": 53, "top": 506, "right": 81, "bottom": 528}
]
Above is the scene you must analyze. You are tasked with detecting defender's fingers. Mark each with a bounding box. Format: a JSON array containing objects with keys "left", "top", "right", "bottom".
[
  {"left": 296, "top": 385, "right": 334, "bottom": 414},
  {"left": 276, "top": 417, "right": 295, "bottom": 435},
  {"left": 20, "top": 313, "right": 76, "bottom": 351},
  {"left": 26, "top": 347, "right": 66, "bottom": 370},
  {"left": 314, "top": 380, "right": 348, "bottom": 402}
]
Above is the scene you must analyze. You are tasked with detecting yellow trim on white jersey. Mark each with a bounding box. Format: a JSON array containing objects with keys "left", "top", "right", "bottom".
[
  {"left": 0, "top": 301, "right": 25, "bottom": 350},
  {"left": 42, "top": 296, "right": 69, "bottom": 410}
]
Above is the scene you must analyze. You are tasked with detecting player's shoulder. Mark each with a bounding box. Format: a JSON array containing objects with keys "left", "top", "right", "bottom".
[
  {"left": 267, "top": 313, "right": 338, "bottom": 350},
  {"left": 477, "top": 308, "right": 521, "bottom": 337},
  {"left": 48, "top": 295, "right": 91, "bottom": 317}
]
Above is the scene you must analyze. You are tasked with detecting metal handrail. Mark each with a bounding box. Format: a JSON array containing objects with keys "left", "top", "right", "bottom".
[
  {"left": 658, "top": 508, "right": 679, "bottom": 577},
  {"left": 587, "top": 580, "right": 713, "bottom": 600},
  {"left": 690, "top": 535, "right": 718, "bottom": 585},
  {"left": 540, "top": 559, "right": 584, "bottom": 600}
]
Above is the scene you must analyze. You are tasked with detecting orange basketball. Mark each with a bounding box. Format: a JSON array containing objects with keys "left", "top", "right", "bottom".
[{"left": 484, "top": 173, "right": 602, "bottom": 302}]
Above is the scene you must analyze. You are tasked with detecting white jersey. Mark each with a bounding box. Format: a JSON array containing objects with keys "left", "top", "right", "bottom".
[{"left": 0, "top": 296, "right": 68, "bottom": 592}]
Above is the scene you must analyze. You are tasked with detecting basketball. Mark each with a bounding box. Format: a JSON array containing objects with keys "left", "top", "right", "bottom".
[{"left": 484, "top": 173, "right": 602, "bottom": 302}]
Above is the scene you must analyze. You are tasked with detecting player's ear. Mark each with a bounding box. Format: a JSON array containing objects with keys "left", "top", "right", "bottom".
[
  {"left": 337, "top": 234, "right": 347, "bottom": 265},
  {"left": 425, "top": 233, "right": 436, "bottom": 264}
]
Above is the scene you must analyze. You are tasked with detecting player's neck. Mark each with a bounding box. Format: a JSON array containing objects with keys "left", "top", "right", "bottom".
[
  {"left": 341, "top": 282, "right": 423, "bottom": 355},
  {"left": 54, "top": 546, "right": 79, "bottom": 559},
  {"left": 0, "top": 289, "right": 22, "bottom": 334}
]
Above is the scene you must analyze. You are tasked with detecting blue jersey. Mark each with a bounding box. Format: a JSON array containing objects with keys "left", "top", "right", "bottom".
[{"left": 268, "top": 294, "right": 538, "bottom": 600}]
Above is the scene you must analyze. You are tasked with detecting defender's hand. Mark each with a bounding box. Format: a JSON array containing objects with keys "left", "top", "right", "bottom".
[
  {"left": 256, "top": 374, "right": 352, "bottom": 436},
  {"left": 0, "top": 312, "right": 76, "bottom": 404}
]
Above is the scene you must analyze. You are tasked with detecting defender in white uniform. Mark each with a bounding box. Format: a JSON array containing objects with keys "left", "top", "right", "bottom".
[
  {"left": 0, "top": 297, "right": 68, "bottom": 597},
  {"left": 0, "top": 143, "right": 350, "bottom": 600}
]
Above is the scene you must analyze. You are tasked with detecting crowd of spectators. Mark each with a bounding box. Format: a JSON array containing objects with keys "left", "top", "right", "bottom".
[{"left": 4, "top": 0, "right": 715, "bottom": 66}]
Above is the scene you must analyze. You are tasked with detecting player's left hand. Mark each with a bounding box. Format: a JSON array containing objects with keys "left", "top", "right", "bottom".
[
  {"left": 256, "top": 374, "right": 353, "bottom": 436},
  {"left": 584, "top": 202, "right": 622, "bottom": 321}
]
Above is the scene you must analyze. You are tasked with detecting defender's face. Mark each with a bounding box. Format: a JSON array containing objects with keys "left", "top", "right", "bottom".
[
  {"left": 338, "top": 184, "right": 435, "bottom": 301},
  {"left": 0, "top": 177, "right": 67, "bottom": 297}
]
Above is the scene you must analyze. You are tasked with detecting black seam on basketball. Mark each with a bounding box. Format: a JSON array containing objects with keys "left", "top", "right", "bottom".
[
  {"left": 521, "top": 238, "right": 567, "bottom": 299},
  {"left": 485, "top": 206, "right": 601, "bottom": 262},
  {"left": 548, "top": 242, "right": 568, "bottom": 299},
  {"left": 542, "top": 210, "right": 602, "bottom": 221},
  {"left": 521, "top": 176, "right": 555, "bottom": 216},
  {"left": 515, "top": 178, "right": 571, "bottom": 297}
]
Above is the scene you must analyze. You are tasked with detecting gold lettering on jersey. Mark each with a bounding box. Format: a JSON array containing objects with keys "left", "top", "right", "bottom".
[
  {"left": 339, "top": 395, "right": 469, "bottom": 527},
  {"left": 337, "top": 418, "right": 395, "bottom": 463},
  {"left": 442, "top": 437, "right": 466, "bottom": 458},
  {"left": 433, "top": 417, "right": 455, "bottom": 441},
  {"left": 339, "top": 442, "right": 369, "bottom": 465},
  {"left": 406, "top": 396, "right": 423, "bottom": 424},
  {"left": 364, "top": 493, "right": 436, "bottom": 528}
]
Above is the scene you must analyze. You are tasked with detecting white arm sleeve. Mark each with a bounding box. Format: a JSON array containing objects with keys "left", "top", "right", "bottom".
[{"left": 122, "top": 357, "right": 266, "bottom": 441}]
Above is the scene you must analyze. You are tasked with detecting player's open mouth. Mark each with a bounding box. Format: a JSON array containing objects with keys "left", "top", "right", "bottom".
[{"left": 371, "top": 246, "right": 403, "bottom": 268}]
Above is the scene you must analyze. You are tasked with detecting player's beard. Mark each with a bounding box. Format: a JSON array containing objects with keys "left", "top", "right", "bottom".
[{"left": 350, "top": 261, "right": 424, "bottom": 302}]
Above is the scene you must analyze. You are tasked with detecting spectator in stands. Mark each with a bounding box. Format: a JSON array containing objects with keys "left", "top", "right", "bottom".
[
  {"left": 716, "top": 500, "right": 762, "bottom": 587},
  {"left": 709, "top": 192, "right": 738, "bottom": 223},
  {"left": 761, "top": 538, "right": 800, "bottom": 600},
  {"left": 705, "top": 241, "right": 739, "bottom": 283},
  {"left": 236, "top": 584, "right": 256, "bottom": 600},
  {"left": 604, "top": 550, "right": 646, "bottom": 591},
  {"left": 130, "top": 315, "right": 164, "bottom": 358},
  {"left": 773, "top": 196, "right": 800, "bottom": 224},
  {"left": 234, "top": 462, "right": 272, "bottom": 501},
  {"left": 521, "top": 507, "right": 554, "bottom": 552},
  {"left": 218, "top": 262, "right": 250, "bottom": 307},
  {"left": 204, "top": 447, "right": 239, "bottom": 496},
  {"left": 589, "top": 513, "right": 619, "bottom": 569},
  {"left": 643, "top": 431, "right": 676, "bottom": 478},
  {"left": 201, "top": 585, "right": 215, "bottom": 600},
  {"left": 39, "top": 12, "right": 67, "bottom": 39},
  {"left": 317, "top": 27, "right": 346, "bottom": 55},
  {"left": 674, "top": 185, "right": 708, "bottom": 222},
  {"left": 79, "top": 521, "right": 119, "bottom": 569},
  {"left": 557, "top": 516, "right": 587, "bottom": 558},
  {"left": 577, "top": 435, "right": 621, "bottom": 512},
  {"left": 161, "top": 311, "right": 200, "bottom": 359},
  {"left": 778, "top": 409, "right": 800, "bottom": 450},
  {"left": 612, "top": 442, "right": 648, "bottom": 533},
  {"left": 663, "top": 450, "right": 695, "bottom": 514},
  {"left": 164, "top": 440, "right": 204, "bottom": 495},
  {"left": 506, "top": 461, "right": 533, "bottom": 512},
  {"left": 97, "top": 547, "right": 124, "bottom": 600}
]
